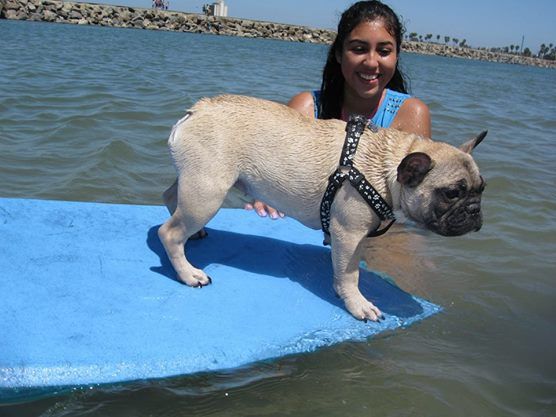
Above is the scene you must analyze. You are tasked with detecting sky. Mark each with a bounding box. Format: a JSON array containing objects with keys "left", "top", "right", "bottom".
[{"left": 95, "top": 0, "right": 555, "bottom": 52}]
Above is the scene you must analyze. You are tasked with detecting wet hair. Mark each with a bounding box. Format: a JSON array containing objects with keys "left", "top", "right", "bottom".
[{"left": 318, "top": 1, "right": 408, "bottom": 119}]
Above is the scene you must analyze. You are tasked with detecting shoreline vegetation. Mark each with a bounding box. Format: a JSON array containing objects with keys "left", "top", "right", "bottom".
[{"left": 2, "top": 0, "right": 555, "bottom": 69}]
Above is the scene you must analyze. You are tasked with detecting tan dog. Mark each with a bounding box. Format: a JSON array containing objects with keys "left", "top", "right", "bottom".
[{"left": 159, "top": 95, "right": 486, "bottom": 322}]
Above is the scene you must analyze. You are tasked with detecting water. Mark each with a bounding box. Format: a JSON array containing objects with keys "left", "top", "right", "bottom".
[{"left": 1, "top": 19, "right": 555, "bottom": 417}]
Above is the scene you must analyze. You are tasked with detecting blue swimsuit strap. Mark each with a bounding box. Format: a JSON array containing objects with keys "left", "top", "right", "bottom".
[
  {"left": 312, "top": 89, "right": 411, "bottom": 128},
  {"left": 371, "top": 89, "right": 410, "bottom": 128}
]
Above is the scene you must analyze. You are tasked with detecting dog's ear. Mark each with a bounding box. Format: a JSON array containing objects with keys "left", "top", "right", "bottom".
[
  {"left": 460, "top": 131, "right": 487, "bottom": 154},
  {"left": 397, "top": 152, "right": 433, "bottom": 188}
]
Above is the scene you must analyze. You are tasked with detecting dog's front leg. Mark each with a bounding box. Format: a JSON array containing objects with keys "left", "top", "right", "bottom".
[{"left": 330, "top": 228, "right": 383, "bottom": 322}]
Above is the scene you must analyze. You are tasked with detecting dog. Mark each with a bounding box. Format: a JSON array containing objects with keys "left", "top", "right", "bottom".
[{"left": 158, "top": 95, "right": 486, "bottom": 322}]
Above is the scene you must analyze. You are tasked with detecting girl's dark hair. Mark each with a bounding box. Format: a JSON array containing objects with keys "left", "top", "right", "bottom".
[{"left": 319, "top": 1, "right": 408, "bottom": 119}]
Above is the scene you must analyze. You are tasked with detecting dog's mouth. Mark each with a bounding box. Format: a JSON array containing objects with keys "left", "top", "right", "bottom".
[{"left": 426, "top": 199, "right": 483, "bottom": 236}]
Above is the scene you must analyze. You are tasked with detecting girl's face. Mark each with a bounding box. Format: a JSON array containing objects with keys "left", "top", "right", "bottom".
[{"left": 338, "top": 20, "right": 398, "bottom": 100}]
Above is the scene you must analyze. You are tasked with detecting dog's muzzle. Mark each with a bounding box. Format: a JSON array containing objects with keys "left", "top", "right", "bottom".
[{"left": 428, "top": 198, "right": 483, "bottom": 236}]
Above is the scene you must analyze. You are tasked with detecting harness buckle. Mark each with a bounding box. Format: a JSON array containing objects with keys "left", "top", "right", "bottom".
[{"left": 349, "top": 170, "right": 364, "bottom": 186}]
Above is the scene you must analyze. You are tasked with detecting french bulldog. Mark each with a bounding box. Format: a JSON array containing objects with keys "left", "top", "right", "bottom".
[{"left": 158, "top": 95, "right": 486, "bottom": 321}]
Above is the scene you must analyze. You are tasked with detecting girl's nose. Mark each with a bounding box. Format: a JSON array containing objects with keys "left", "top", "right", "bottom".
[{"left": 363, "top": 51, "right": 379, "bottom": 68}]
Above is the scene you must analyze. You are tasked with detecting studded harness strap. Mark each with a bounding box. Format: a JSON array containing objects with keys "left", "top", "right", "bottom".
[{"left": 319, "top": 115, "right": 396, "bottom": 244}]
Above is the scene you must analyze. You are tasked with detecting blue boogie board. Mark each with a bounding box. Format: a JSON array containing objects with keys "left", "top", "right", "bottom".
[{"left": 0, "top": 197, "right": 440, "bottom": 393}]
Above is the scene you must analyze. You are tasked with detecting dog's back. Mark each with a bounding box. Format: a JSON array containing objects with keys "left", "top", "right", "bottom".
[{"left": 169, "top": 95, "right": 346, "bottom": 226}]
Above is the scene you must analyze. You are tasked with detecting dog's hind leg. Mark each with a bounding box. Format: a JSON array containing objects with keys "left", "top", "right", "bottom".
[
  {"left": 162, "top": 178, "right": 178, "bottom": 215},
  {"left": 158, "top": 177, "right": 231, "bottom": 287},
  {"left": 163, "top": 178, "right": 208, "bottom": 239},
  {"left": 158, "top": 210, "right": 211, "bottom": 287}
]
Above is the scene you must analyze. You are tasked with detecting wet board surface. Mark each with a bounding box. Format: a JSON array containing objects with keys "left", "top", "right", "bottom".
[{"left": 0, "top": 197, "right": 440, "bottom": 394}]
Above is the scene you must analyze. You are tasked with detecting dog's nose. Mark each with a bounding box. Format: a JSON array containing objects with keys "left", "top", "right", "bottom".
[{"left": 466, "top": 202, "right": 481, "bottom": 216}]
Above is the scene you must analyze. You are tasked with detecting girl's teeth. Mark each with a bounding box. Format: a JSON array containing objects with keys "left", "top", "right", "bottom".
[{"left": 359, "top": 73, "right": 379, "bottom": 80}]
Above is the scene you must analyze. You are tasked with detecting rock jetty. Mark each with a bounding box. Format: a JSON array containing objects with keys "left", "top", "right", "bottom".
[
  {"left": 1, "top": 0, "right": 554, "bottom": 69},
  {"left": 0, "top": 0, "right": 335, "bottom": 43},
  {"left": 403, "top": 41, "right": 555, "bottom": 69}
]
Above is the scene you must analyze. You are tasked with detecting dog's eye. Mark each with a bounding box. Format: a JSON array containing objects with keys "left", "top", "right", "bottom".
[{"left": 443, "top": 188, "right": 461, "bottom": 200}]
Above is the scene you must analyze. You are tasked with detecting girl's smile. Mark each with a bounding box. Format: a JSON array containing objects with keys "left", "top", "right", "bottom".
[{"left": 339, "top": 20, "right": 398, "bottom": 106}]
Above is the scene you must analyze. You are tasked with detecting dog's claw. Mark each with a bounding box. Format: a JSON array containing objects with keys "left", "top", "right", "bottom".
[{"left": 194, "top": 276, "right": 212, "bottom": 288}]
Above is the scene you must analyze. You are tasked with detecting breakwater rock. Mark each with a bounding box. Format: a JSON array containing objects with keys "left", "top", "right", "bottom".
[
  {"left": 0, "top": 0, "right": 335, "bottom": 44},
  {"left": 1, "top": 0, "right": 554, "bottom": 69},
  {"left": 403, "top": 41, "right": 555, "bottom": 69}
]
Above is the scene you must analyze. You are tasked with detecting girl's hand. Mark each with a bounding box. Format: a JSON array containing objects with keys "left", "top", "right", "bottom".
[{"left": 244, "top": 200, "right": 285, "bottom": 219}]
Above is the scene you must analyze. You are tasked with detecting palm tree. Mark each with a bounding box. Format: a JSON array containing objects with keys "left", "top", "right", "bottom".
[
  {"left": 539, "top": 43, "right": 547, "bottom": 58},
  {"left": 444, "top": 36, "right": 450, "bottom": 44},
  {"left": 547, "top": 45, "right": 556, "bottom": 60},
  {"left": 436, "top": 34, "right": 440, "bottom": 42}
]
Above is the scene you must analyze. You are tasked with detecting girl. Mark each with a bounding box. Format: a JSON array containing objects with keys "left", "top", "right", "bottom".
[{"left": 249, "top": 0, "right": 431, "bottom": 218}]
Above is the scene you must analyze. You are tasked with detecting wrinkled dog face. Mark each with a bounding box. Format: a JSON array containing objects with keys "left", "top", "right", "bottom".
[
  {"left": 427, "top": 169, "right": 485, "bottom": 236},
  {"left": 397, "top": 132, "right": 487, "bottom": 237}
]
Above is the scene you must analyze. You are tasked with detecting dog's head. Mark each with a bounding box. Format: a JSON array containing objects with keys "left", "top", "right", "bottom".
[{"left": 396, "top": 131, "right": 487, "bottom": 236}]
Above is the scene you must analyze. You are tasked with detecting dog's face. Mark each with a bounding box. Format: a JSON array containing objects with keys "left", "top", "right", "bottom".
[{"left": 396, "top": 132, "right": 487, "bottom": 237}]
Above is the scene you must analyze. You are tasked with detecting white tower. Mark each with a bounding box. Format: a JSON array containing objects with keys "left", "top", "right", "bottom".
[{"left": 213, "top": 0, "right": 228, "bottom": 17}]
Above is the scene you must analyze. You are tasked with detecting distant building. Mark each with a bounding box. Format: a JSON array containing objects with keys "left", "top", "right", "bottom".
[
  {"left": 202, "top": 0, "right": 228, "bottom": 17},
  {"left": 152, "top": 0, "right": 168, "bottom": 10}
]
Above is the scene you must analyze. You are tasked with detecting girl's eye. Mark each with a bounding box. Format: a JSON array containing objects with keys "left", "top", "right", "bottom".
[
  {"left": 378, "top": 49, "right": 392, "bottom": 56},
  {"left": 351, "top": 46, "right": 367, "bottom": 54}
]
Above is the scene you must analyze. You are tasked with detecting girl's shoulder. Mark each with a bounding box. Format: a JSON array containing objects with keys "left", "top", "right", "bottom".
[
  {"left": 396, "top": 95, "right": 430, "bottom": 118},
  {"left": 287, "top": 91, "right": 317, "bottom": 119},
  {"left": 391, "top": 94, "right": 431, "bottom": 137},
  {"left": 384, "top": 89, "right": 428, "bottom": 115}
]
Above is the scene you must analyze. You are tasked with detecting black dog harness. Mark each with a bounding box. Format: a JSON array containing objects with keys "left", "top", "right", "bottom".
[{"left": 319, "top": 115, "right": 396, "bottom": 244}]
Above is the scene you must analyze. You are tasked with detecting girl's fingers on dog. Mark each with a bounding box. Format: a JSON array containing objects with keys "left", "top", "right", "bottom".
[
  {"left": 253, "top": 201, "right": 268, "bottom": 217},
  {"left": 245, "top": 200, "right": 284, "bottom": 219},
  {"left": 267, "top": 206, "right": 285, "bottom": 220},
  {"left": 244, "top": 200, "right": 267, "bottom": 216}
]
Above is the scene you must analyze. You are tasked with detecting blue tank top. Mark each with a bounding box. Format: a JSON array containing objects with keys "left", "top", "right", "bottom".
[{"left": 312, "top": 89, "right": 410, "bottom": 128}]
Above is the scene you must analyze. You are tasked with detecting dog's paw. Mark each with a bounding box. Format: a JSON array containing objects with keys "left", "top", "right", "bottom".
[
  {"left": 344, "top": 294, "right": 383, "bottom": 322},
  {"left": 181, "top": 268, "right": 213, "bottom": 288}
]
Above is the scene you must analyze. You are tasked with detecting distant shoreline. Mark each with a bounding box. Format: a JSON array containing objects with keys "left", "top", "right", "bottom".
[{"left": 2, "top": 0, "right": 555, "bottom": 69}]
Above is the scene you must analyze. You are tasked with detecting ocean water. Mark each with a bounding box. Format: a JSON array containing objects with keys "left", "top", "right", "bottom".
[{"left": 1, "top": 19, "right": 555, "bottom": 417}]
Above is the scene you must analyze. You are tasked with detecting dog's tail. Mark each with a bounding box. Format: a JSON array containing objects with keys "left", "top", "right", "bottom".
[{"left": 168, "top": 111, "right": 193, "bottom": 146}]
